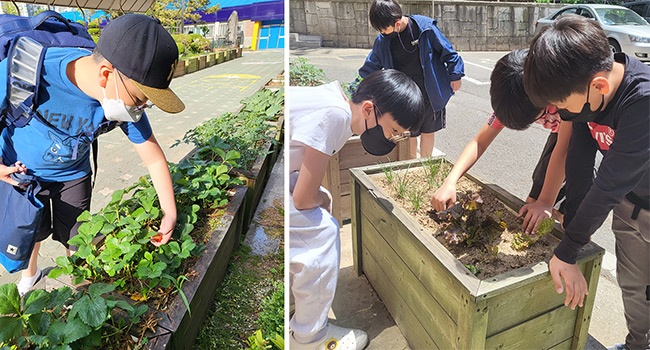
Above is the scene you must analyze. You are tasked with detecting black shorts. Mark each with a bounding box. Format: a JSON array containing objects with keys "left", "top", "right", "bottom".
[
  {"left": 529, "top": 132, "right": 566, "bottom": 214},
  {"left": 35, "top": 175, "right": 92, "bottom": 250},
  {"left": 410, "top": 100, "right": 445, "bottom": 137}
]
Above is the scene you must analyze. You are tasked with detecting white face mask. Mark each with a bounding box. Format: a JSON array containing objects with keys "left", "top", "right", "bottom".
[{"left": 101, "top": 73, "right": 144, "bottom": 123}]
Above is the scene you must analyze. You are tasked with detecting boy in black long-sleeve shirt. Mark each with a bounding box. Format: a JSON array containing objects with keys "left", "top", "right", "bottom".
[{"left": 504, "top": 15, "right": 649, "bottom": 350}]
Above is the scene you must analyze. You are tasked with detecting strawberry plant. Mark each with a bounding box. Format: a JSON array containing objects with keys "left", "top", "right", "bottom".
[
  {"left": 0, "top": 283, "right": 147, "bottom": 349},
  {"left": 175, "top": 89, "right": 284, "bottom": 172},
  {"left": 50, "top": 147, "right": 242, "bottom": 311}
]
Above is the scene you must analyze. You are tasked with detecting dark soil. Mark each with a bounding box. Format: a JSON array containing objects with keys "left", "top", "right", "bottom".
[{"left": 370, "top": 166, "right": 559, "bottom": 279}]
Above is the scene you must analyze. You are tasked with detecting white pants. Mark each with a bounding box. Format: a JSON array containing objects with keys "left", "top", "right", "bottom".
[
  {"left": 289, "top": 173, "right": 340, "bottom": 342},
  {"left": 613, "top": 197, "right": 650, "bottom": 350}
]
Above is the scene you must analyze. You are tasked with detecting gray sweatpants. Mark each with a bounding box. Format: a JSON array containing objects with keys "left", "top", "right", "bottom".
[{"left": 612, "top": 197, "right": 650, "bottom": 350}]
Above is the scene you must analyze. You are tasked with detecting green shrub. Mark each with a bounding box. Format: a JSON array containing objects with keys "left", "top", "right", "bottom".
[
  {"left": 187, "top": 33, "right": 211, "bottom": 54},
  {"left": 289, "top": 56, "right": 327, "bottom": 86}
]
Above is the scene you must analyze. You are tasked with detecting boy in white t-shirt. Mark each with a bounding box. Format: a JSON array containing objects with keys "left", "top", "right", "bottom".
[{"left": 289, "top": 69, "right": 424, "bottom": 350}]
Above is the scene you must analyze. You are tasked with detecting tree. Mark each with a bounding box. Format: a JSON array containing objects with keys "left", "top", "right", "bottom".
[{"left": 147, "top": 0, "right": 219, "bottom": 34}]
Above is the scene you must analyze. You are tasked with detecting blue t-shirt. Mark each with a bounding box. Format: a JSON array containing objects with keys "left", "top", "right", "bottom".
[{"left": 0, "top": 47, "right": 153, "bottom": 182}]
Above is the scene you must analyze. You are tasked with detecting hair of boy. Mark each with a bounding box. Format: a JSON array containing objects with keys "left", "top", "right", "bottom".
[
  {"left": 524, "top": 14, "right": 613, "bottom": 108},
  {"left": 352, "top": 69, "right": 424, "bottom": 131},
  {"left": 369, "top": 0, "right": 403, "bottom": 31},
  {"left": 489, "top": 49, "right": 542, "bottom": 130}
]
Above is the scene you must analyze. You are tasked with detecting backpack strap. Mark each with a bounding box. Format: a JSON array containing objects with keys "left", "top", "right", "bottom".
[{"left": 4, "top": 36, "right": 44, "bottom": 128}]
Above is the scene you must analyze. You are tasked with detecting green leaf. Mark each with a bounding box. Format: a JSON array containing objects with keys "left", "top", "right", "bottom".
[
  {"left": 47, "top": 287, "right": 73, "bottom": 310},
  {"left": 0, "top": 284, "right": 21, "bottom": 315},
  {"left": 24, "top": 289, "right": 50, "bottom": 315},
  {"left": 52, "top": 345, "right": 73, "bottom": 350},
  {"left": 76, "top": 210, "right": 92, "bottom": 222},
  {"left": 71, "top": 296, "right": 108, "bottom": 328},
  {"left": 63, "top": 317, "right": 92, "bottom": 343},
  {"left": 47, "top": 320, "right": 66, "bottom": 344},
  {"left": 27, "top": 312, "right": 52, "bottom": 336},
  {"left": 0, "top": 316, "right": 23, "bottom": 342},
  {"left": 168, "top": 241, "right": 181, "bottom": 255},
  {"left": 110, "top": 189, "right": 125, "bottom": 203},
  {"left": 88, "top": 284, "right": 115, "bottom": 299}
]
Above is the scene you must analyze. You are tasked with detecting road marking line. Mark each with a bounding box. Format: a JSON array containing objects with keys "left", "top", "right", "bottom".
[
  {"left": 464, "top": 76, "right": 490, "bottom": 85},
  {"left": 464, "top": 60, "right": 494, "bottom": 71}
]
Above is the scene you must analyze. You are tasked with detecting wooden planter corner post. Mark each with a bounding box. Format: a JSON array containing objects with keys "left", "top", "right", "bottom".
[
  {"left": 323, "top": 136, "right": 410, "bottom": 225},
  {"left": 172, "top": 60, "right": 185, "bottom": 78},
  {"left": 206, "top": 53, "right": 216, "bottom": 67},
  {"left": 185, "top": 58, "right": 199, "bottom": 74},
  {"left": 350, "top": 159, "right": 604, "bottom": 350},
  {"left": 198, "top": 55, "right": 206, "bottom": 70},
  {"left": 153, "top": 186, "right": 248, "bottom": 350}
]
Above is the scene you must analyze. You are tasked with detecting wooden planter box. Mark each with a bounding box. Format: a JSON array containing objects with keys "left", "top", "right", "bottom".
[
  {"left": 350, "top": 159, "right": 604, "bottom": 350},
  {"left": 185, "top": 57, "right": 199, "bottom": 74},
  {"left": 236, "top": 47, "right": 243, "bottom": 57},
  {"left": 206, "top": 53, "right": 216, "bottom": 67},
  {"left": 198, "top": 55, "right": 206, "bottom": 70},
  {"left": 150, "top": 186, "right": 247, "bottom": 349},
  {"left": 215, "top": 51, "right": 225, "bottom": 64},
  {"left": 172, "top": 60, "right": 185, "bottom": 78},
  {"left": 324, "top": 136, "right": 410, "bottom": 225},
  {"left": 237, "top": 115, "right": 284, "bottom": 230}
]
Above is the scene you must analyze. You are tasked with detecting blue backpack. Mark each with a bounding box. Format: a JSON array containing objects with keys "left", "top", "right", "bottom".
[{"left": 0, "top": 11, "right": 112, "bottom": 273}]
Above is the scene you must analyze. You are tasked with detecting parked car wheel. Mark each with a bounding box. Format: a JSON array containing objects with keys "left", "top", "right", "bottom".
[{"left": 609, "top": 38, "right": 622, "bottom": 52}]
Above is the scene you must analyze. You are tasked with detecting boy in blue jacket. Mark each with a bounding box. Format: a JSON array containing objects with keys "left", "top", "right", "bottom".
[{"left": 358, "top": 0, "right": 464, "bottom": 158}]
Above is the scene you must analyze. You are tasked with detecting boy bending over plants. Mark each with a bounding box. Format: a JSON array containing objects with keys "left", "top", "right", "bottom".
[
  {"left": 0, "top": 14, "right": 184, "bottom": 296},
  {"left": 431, "top": 49, "right": 570, "bottom": 235},
  {"left": 289, "top": 69, "right": 424, "bottom": 350},
  {"left": 523, "top": 15, "right": 649, "bottom": 350}
]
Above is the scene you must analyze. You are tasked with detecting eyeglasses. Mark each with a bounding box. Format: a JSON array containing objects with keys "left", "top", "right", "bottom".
[
  {"left": 116, "top": 70, "right": 154, "bottom": 112},
  {"left": 373, "top": 104, "right": 410, "bottom": 143}
]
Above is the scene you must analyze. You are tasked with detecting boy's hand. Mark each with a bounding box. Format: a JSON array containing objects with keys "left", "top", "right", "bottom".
[
  {"left": 549, "top": 255, "right": 588, "bottom": 310},
  {"left": 431, "top": 182, "right": 457, "bottom": 211},
  {"left": 451, "top": 80, "right": 462, "bottom": 92},
  {"left": 151, "top": 214, "right": 176, "bottom": 247},
  {"left": 1, "top": 161, "right": 27, "bottom": 185},
  {"left": 518, "top": 200, "right": 553, "bottom": 234}
]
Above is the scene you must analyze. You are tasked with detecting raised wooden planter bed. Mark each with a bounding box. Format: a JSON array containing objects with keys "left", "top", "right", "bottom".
[
  {"left": 206, "top": 53, "right": 216, "bottom": 67},
  {"left": 185, "top": 57, "right": 198, "bottom": 74},
  {"left": 198, "top": 55, "right": 206, "bottom": 70},
  {"left": 216, "top": 51, "right": 225, "bottom": 64},
  {"left": 350, "top": 159, "right": 604, "bottom": 350},
  {"left": 45, "top": 186, "right": 248, "bottom": 349},
  {"left": 150, "top": 186, "right": 247, "bottom": 349},
  {"left": 324, "top": 137, "right": 410, "bottom": 225},
  {"left": 236, "top": 115, "right": 284, "bottom": 230},
  {"left": 172, "top": 60, "right": 185, "bottom": 78}
]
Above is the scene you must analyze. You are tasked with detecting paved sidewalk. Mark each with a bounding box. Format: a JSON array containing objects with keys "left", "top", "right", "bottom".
[{"left": 0, "top": 49, "right": 284, "bottom": 286}]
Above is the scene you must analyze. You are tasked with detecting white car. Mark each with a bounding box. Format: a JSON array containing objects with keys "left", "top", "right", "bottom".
[{"left": 535, "top": 4, "right": 650, "bottom": 62}]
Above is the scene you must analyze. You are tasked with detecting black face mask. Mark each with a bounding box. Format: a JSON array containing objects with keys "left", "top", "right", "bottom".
[
  {"left": 360, "top": 107, "right": 396, "bottom": 156},
  {"left": 381, "top": 31, "right": 398, "bottom": 39},
  {"left": 558, "top": 84, "right": 605, "bottom": 123}
]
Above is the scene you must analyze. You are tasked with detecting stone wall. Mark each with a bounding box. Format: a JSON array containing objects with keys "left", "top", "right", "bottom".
[{"left": 290, "top": 0, "right": 563, "bottom": 50}]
